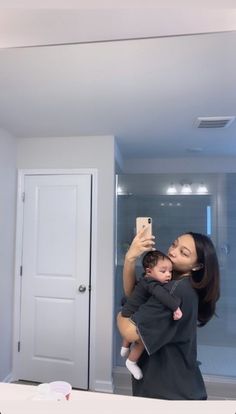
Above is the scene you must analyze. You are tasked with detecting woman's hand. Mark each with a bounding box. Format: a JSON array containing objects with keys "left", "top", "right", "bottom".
[
  {"left": 125, "top": 227, "right": 155, "bottom": 262},
  {"left": 123, "top": 227, "right": 155, "bottom": 297}
]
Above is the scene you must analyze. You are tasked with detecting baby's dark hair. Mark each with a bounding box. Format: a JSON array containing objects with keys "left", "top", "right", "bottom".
[{"left": 142, "top": 250, "right": 172, "bottom": 272}]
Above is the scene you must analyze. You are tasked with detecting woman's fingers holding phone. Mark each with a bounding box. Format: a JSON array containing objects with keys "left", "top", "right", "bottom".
[
  {"left": 141, "top": 236, "right": 156, "bottom": 251},
  {"left": 137, "top": 226, "right": 155, "bottom": 244},
  {"left": 137, "top": 225, "right": 154, "bottom": 237},
  {"left": 140, "top": 228, "right": 155, "bottom": 251},
  {"left": 126, "top": 228, "right": 155, "bottom": 259}
]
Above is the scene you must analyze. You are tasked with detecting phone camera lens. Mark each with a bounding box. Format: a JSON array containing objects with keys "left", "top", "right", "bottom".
[{"left": 148, "top": 218, "right": 151, "bottom": 223}]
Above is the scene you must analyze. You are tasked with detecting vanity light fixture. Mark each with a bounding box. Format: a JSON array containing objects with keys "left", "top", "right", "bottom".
[
  {"left": 197, "top": 183, "right": 208, "bottom": 194},
  {"left": 116, "top": 186, "right": 133, "bottom": 196},
  {"left": 166, "top": 183, "right": 177, "bottom": 195},
  {"left": 117, "top": 186, "right": 123, "bottom": 195},
  {"left": 181, "top": 183, "right": 192, "bottom": 194}
]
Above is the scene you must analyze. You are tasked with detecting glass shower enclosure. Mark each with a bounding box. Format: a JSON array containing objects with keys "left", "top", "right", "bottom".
[{"left": 114, "top": 173, "right": 236, "bottom": 378}]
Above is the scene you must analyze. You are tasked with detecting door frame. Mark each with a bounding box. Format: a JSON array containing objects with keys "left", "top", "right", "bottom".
[{"left": 12, "top": 168, "right": 98, "bottom": 390}]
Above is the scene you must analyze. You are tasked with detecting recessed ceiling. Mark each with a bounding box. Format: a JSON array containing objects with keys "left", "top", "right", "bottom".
[{"left": 0, "top": 4, "right": 236, "bottom": 160}]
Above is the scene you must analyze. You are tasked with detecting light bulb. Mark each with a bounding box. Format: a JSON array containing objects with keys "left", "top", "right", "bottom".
[
  {"left": 181, "top": 184, "right": 192, "bottom": 194},
  {"left": 197, "top": 184, "right": 208, "bottom": 194},
  {"left": 166, "top": 184, "right": 177, "bottom": 195}
]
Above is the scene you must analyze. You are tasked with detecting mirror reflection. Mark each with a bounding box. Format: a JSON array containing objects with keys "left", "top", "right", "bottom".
[
  {"left": 114, "top": 173, "right": 236, "bottom": 395},
  {"left": 1, "top": 25, "right": 236, "bottom": 400}
]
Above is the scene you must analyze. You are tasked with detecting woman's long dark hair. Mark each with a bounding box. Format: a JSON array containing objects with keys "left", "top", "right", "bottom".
[{"left": 186, "top": 232, "right": 220, "bottom": 327}]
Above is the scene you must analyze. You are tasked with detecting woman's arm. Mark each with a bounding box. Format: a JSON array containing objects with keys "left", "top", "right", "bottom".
[
  {"left": 123, "top": 228, "right": 155, "bottom": 297},
  {"left": 123, "top": 254, "right": 137, "bottom": 297}
]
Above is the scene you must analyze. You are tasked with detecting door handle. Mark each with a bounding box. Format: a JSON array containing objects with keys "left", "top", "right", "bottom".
[{"left": 78, "top": 285, "right": 86, "bottom": 293}]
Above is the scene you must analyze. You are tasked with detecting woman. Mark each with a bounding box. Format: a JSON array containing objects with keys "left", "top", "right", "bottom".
[{"left": 117, "top": 229, "right": 220, "bottom": 400}]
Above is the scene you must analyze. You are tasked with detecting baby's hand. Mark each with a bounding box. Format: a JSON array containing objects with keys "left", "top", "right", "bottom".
[{"left": 173, "top": 307, "right": 183, "bottom": 320}]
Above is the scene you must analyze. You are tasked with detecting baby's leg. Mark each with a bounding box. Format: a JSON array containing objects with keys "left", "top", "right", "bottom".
[
  {"left": 126, "top": 340, "right": 144, "bottom": 380},
  {"left": 122, "top": 338, "right": 130, "bottom": 348},
  {"left": 128, "top": 340, "right": 144, "bottom": 362},
  {"left": 120, "top": 338, "right": 130, "bottom": 358}
]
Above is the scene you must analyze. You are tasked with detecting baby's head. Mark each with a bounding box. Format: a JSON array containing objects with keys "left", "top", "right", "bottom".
[{"left": 142, "top": 250, "right": 173, "bottom": 283}]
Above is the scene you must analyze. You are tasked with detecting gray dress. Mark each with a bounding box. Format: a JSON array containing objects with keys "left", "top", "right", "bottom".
[{"left": 131, "top": 277, "right": 207, "bottom": 400}]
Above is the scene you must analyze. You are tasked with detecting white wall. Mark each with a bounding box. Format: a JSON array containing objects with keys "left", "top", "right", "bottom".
[
  {"left": 17, "top": 135, "right": 115, "bottom": 392},
  {"left": 0, "top": 129, "right": 17, "bottom": 381},
  {"left": 123, "top": 156, "right": 236, "bottom": 173},
  {"left": 115, "top": 140, "right": 124, "bottom": 173}
]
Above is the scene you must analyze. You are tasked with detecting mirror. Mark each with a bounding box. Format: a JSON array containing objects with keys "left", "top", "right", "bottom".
[{"left": 1, "top": 28, "right": 236, "bottom": 398}]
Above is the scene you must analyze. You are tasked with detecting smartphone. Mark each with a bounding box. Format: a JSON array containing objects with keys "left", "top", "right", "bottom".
[{"left": 136, "top": 217, "right": 152, "bottom": 237}]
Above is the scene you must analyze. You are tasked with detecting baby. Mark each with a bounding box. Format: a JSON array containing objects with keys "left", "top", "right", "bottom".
[{"left": 120, "top": 250, "right": 182, "bottom": 380}]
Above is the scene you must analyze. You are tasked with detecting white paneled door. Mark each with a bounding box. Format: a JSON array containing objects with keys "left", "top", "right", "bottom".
[{"left": 17, "top": 174, "right": 91, "bottom": 389}]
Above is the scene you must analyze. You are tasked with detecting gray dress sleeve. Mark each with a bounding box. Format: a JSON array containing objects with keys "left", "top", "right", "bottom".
[
  {"left": 121, "top": 278, "right": 150, "bottom": 317},
  {"left": 145, "top": 278, "right": 181, "bottom": 311}
]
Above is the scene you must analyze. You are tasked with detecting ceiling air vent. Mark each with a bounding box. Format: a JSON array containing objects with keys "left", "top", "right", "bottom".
[{"left": 195, "top": 116, "right": 235, "bottom": 129}]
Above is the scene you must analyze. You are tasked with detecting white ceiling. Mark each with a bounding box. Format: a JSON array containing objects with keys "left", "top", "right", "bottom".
[{"left": 0, "top": 3, "right": 236, "bottom": 159}]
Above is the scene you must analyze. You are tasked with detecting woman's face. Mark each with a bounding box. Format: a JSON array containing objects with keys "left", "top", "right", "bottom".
[{"left": 168, "top": 234, "right": 198, "bottom": 274}]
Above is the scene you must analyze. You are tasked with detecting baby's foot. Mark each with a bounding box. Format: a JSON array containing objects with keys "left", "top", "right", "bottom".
[
  {"left": 125, "top": 359, "right": 143, "bottom": 380},
  {"left": 120, "top": 346, "right": 130, "bottom": 358}
]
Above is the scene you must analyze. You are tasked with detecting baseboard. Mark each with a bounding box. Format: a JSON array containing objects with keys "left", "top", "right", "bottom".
[
  {"left": 204, "top": 375, "right": 236, "bottom": 399},
  {"left": 3, "top": 372, "right": 13, "bottom": 383},
  {"left": 204, "top": 374, "right": 236, "bottom": 384},
  {"left": 5, "top": 373, "right": 114, "bottom": 394},
  {"left": 94, "top": 379, "right": 114, "bottom": 394},
  {"left": 113, "top": 366, "right": 236, "bottom": 399},
  {"left": 113, "top": 366, "right": 132, "bottom": 395}
]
